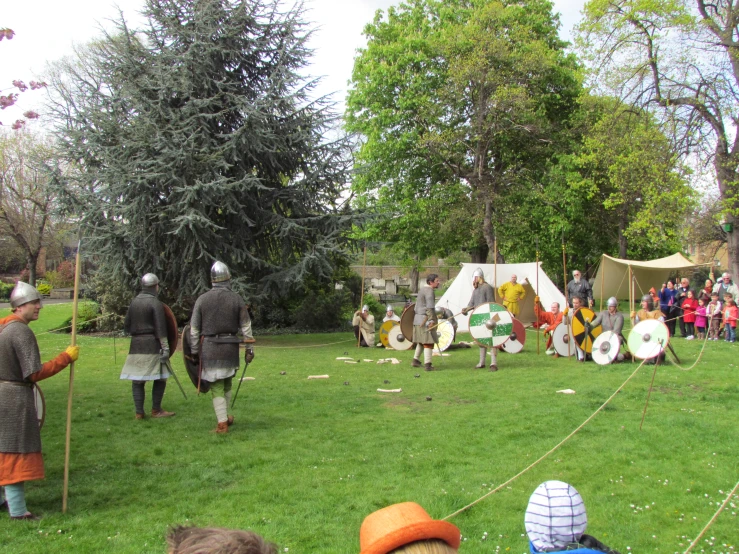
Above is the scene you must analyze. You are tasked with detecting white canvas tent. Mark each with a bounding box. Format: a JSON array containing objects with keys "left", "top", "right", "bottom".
[
  {"left": 591, "top": 253, "right": 700, "bottom": 305},
  {"left": 436, "top": 263, "right": 566, "bottom": 331}
]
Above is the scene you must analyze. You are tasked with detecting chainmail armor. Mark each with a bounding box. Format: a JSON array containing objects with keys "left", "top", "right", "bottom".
[{"left": 123, "top": 291, "right": 168, "bottom": 354}]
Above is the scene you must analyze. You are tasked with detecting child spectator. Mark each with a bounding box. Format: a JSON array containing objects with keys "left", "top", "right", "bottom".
[
  {"left": 166, "top": 526, "right": 277, "bottom": 554},
  {"left": 681, "top": 290, "right": 698, "bottom": 340},
  {"left": 525, "top": 481, "right": 620, "bottom": 553},
  {"left": 707, "top": 292, "right": 723, "bottom": 340},
  {"left": 694, "top": 298, "right": 707, "bottom": 340},
  {"left": 360, "top": 502, "right": 460, "bottom": 554},
  {"left": 723, "top": 297, "right": 738, "bottom": 343}
]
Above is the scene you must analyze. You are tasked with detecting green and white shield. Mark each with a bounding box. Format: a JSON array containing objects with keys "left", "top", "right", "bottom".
[{"left": 468, "top": 302, "right": 514, "bottom": 348}]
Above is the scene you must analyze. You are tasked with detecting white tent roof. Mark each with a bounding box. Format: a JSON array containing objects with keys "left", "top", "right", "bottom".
[
  {"left": 592, "top": 253, "right": 700, "bottom": 301},
  {"left": 436, "top": 262, "right": 566, "bottom": 331}
]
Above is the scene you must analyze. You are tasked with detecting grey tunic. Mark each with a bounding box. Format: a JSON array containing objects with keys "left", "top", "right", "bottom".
[
  {"left": 591, "top": 310, "right": 624, "bottom": 336},
  {"left": 0, "top": 321, "right": 43, "bottom": 454},
  {"left": 120, "top": 290, "right": 170, "bottom": 381},
  {"left": 190, "top": 282, "right": 252, "bottom": 382},
  {"left": 567, "top": 279, "right": 593, "bottom": 307},
  {"left": 413, "top": 285, "right": 437, "bottom": 344},
  {"left": 467, "top": 282, "right": 495, "bottom": 309}
]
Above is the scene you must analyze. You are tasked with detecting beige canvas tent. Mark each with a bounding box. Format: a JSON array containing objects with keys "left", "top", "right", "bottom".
[{"left": 591, "top": 253, "right": 700, "bottom": 307}]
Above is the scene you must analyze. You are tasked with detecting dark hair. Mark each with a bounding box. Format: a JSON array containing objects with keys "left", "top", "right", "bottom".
[
  {"left": 166, "top": 526, "right": 277, "bottom": 554},
  {"left": 426, "top": 274, "right": 439, "bottom": 284},
  {"left": 571, "top": 294, "right": 583, "bottom": 303}
]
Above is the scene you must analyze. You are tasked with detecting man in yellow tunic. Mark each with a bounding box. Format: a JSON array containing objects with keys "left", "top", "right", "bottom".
[{"left": 497, "top": 274, "right": 526, "bottom": 317}]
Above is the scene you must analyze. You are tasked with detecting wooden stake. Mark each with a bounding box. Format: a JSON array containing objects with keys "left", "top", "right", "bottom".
[
  {"left": 493, "top": 236, "right": 498, "bottom": 303},
  {"left": 599, "top": 254, "right": 605, "bottom": 312},
  {"left": 562, "top": 234, "right": 571, "bottom": 359},
  {"left": 62, "top": 239, "right": 82, "bottom": 513},
  {"left": 536, "top": 239, "right": 540, "bottom": 356},
  {"left": 357, "top": 242, "right": 368, "bottom": 348}
]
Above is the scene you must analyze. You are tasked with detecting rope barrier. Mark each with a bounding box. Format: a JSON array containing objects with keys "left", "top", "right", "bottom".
[
  {"left": 258, "top": 338, "right": 356, "bottom": 349},
  {"left": 682, "top": 479, "right": 739, "bottom": 553},
  {"left": 443, "top": 357, "right": 649, "bottom": 520}
]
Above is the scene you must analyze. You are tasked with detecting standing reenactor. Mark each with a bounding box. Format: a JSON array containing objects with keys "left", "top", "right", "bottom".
[
  {"left": 411, "top": 274, "right": 441, "bottom": 371},
  {"left": 189, "top": 261, "right": 254, "bottom": 434},
  {"left": 566, "top": 270, "right": 593, "bottom": 308},
  {"left": 461, "top": 268, "right": 498, "bottom": 371},
  {"left": 0, "top": 282, "right": 79, "bottom": 520},
  {"left": 120, "top": 273, "right": 175, "bottom": 419}
]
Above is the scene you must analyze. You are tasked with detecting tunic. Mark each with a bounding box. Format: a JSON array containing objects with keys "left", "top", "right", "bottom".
[
  {"left": 534, "top": 305, "right": 564, "bottom": 349},
  {"left": 412, "top": 285, "right": 437, "bottom": 344},
  {"left": 120, "top": 290, "right": 170, "bottom": 381},
  {"left": 590, "top": 310, "right": 624, "bottom": 336},
  {"left": 382, "top": 314, "right": 400, "bottom": 323},
  {"left": 0, "top": 314, "right": 72, "bottom": 486},
  {"left": 566, "top": 279, "right": 593, "bottom": 307},
  {"left": 634, "top": 309, "right": 665, "bottom": 323},
  {"left": 190, "top": 282, "right": 252, "bottom": 382},
  {"left": 467, "top": 282, "right": 495, "bottom": 310},
  {"left": 352, "top": 312, "right": 376, "bottom": 345},
  {"left": 497, "top": 282, "right": 526, "bottom": 316}
]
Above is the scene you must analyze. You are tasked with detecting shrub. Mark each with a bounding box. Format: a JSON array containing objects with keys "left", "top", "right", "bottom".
[
  {"left": 55, "top": 301, "right": 103, "bottom": 333},
  {"left": 293, "top": 289, "right": 352, "bottom": 331},
  {"left": 0, "top": 282, "right": 14, "bottom": 301},
  {"left": 36, "top": 283, "right": 52, "bottom": 296},
  {"left": 46, "top": 261, "right": 76, "bottom": 288}
]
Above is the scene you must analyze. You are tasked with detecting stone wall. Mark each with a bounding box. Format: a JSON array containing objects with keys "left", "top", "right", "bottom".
[{"left": 350, "top": 265, "right": 462, "bottom": 293}]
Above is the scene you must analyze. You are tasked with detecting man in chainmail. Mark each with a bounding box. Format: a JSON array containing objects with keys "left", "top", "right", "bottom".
[
  {"left": 189, "top": 261, "right": 254, "bottom": 434},
  {"left": 411, "top": 274, "right": 441, "bottom": 371},
  {"left": 461, "top": 268, "right": 498, "bottom": 371},
  {"left": 120, "top": 273, "right": 175, "bottom": 419},
  {"left": 590, "top": 297, "right": 628, "bottom": 362},
  {"left": 0, "top": 282, "right": 79, "bottom": 520}
]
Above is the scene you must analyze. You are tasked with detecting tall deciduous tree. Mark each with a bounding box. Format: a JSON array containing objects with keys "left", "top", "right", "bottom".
[
  {"left": 47, "top": 0, "right": 354, "bottom": 304},
  {"left": 576, "top": 0, "right": 739, "bottom": 276},
  {"left": 346, "top": 0, "right": 582, "bottom": 264},
  {"left": 0, "top": 130, "right": 65, "bottom": 285}
]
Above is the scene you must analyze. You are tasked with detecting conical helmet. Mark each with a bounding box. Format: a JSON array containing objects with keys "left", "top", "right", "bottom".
[
  {"left": 211, "top": 261, "right": 231, "bottom": 283},
  {"left": 141, "top": 273, "right": 159, "bottom": 287},
  {"left": 607, "top": 296, "right": 618, "bottom": 307},
  {"left": 10, "top": 281, "right": 42, "bottom": 308},
  {"left": 641, "top": 293, "right": 654, "bottom": 310},
  {"left": 472, "top": 267, "right": 484, "bottom": 282}
]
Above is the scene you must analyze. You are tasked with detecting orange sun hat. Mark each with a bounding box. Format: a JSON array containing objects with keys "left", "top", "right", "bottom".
[{"left": 359, "top": 502, "right": 461, "bottom": 554}]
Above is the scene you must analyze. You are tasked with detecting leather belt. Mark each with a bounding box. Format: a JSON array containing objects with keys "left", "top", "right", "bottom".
[{"left": 0, "top": 379, "right": 32, "bottom": 388}]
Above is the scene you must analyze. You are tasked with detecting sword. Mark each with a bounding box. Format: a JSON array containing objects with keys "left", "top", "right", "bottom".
[
  {"left": 231, "top": 359, "right": 250, "bottom": 409},
  {"left": 163, "top": 359, "right": 187, "bottom": 399}
]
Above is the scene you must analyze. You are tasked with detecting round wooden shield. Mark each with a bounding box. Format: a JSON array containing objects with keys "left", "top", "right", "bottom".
[
  {"left": 627, "top": 319, "right": 669, "bottom": 360},
  {"left": 468, "top": 302, "right": 513, "bottom": 349},
  {"left": 434, "top": 320, "right": 455, "bottom": 352},
  {"left": 163, "top": 303, "right": 179, "bottom": 357},
  {"left": 592, "top": 331, "right": 620, "bottom": 365},
  {"left": 400, "top": 303, "right": 415, "bottom": 341},
  {"left": 571, "top": 308, "right": 602, "bottom": 353},
  {"left": 500, "top": 318, "right": 526, "bottom": 354},
  {"left": 33, "top": 384, "right": 46, "bottom": 429},
  {"left": 551, "top": 323, "right": 574, "bottom": 357},
  {"left": 379, "top": 320, "right": 397, "bottom": 348},
  {"left": 388, "top": 326, "right": 413, "bottom": 350}
]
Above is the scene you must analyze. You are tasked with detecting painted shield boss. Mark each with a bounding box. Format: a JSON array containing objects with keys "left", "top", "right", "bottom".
[
  {"left": 627, "top": 319, "right": 669, "bottom": 360},
  {"left": 468, "top": 302, "right": 513, "bottom": 348},
  {"left": 592, "top": 331, "right": 620, "bottom": 365}
]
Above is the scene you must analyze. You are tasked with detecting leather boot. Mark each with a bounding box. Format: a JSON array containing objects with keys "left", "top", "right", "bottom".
[
  {"left": 151, "top": 409, "right": 175, "bottom": 418},
  {"left": 411, "top": 358, "right": 422, "bottom": 368},
  {"left": 489, "top": 364, "right": 498, "bottom": 372},
  {"left": 227, "top": 415, "right": 235, "bottom": 426},
  {"left": 424, "top": 363, "right": 435, "bottom": 371},
  {"left": 135, "top": 413, "right": 145, "bottom": 420},
  {"left": 213, "top": 422, "right": 228, "bottom": 434}
]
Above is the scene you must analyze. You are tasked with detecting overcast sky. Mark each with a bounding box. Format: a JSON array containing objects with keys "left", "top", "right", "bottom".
[{"left": 1, "top": 0, "right": 587, "bottom": 127}]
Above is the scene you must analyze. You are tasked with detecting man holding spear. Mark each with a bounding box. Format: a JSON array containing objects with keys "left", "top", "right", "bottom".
[
  {"left": 0, "top": 282, "right": 79, "bottom": 520},
  {"left": 189, "top": 261, "right": 254, "bottom": 434}
]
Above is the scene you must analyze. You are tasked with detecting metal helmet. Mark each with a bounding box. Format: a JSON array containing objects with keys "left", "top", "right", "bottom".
[
  {"left": 141, "top": 273, "right": 159, "bottom": 287},
  {"left": 641, "top": 293, "right": 654, "bottom": 310},
  {"left": 607, "top": 296, "right": 618, "bottom": 308},
  {"left": 472, "top": 267, "right": 484, "bottom": 280},
  {"left": 362, "top": 305, "right": 369, "bottom": 312},
  {"left": 386, "top": 305, "right": 393, "bottom": 312},
  {"left": 435, "top": 306, "right": 445, "bottom": 317},
  {"left": 10, "top": 281, "right": 42, "bottom": 308},
  {"left": 211, "top": 261, "right": 231, "bottom": 283}
]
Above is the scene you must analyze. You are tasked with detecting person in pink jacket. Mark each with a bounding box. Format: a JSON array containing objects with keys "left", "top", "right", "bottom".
[
  {"left": 681, "top": 290, "right": 698, "bottom": 340},
  {"left": 694, "top": 298, "right": 708, "bottom": 340}
]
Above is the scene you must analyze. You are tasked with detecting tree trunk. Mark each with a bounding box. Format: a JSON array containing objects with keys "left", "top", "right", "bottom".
[
  {"left": 618, "top": 218, "right": 628, "bottom": 259},
  {"left": 469, "top": 242, "right": 489, "bottom": 263},
  {"left": 482, "top": 199, "right": 496, "bottom": 257},
  {"left": 409, "top": 266, "right": 419, "bottom": 294},
  {"left": 728, "top": 217, "right": 739, "bottom": 280},
  {"left": 27, "top": 253, "right": 38, "bottom": 286}
]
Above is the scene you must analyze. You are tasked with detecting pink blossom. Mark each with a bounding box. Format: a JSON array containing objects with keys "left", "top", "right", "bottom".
[
  {"left": 11, "top": 120, "right": 26, "bottom": 130},
  {"left": 0, "top": 29, "right": 15, "bottom": 41},
  {"left": 12, "top": 80, "right": 28, "bottom": 92},
  {"left": 0, "top": 94, "right": 18, "bottom": 109},
  {"left": 23, "top": 110, "right": 40, "bottom": 119},
  {"left": 29, "top": 81, "right": 48, "bottom": 90}
]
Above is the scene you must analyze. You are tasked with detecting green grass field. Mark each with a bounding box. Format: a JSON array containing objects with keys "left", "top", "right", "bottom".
[{"left": 1, "top": 303, "right": 737, "bottom": 553}]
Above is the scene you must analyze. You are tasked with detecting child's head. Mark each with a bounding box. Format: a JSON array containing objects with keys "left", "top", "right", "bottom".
[
  {"left": 728, "top": 298, "right": 736, "bottom": 307},
  {"left": 724, "top": 293, "right": 733, "bottom": 303},
  {"left": 525, "top": 481, "right": 587, "bottom": 551},
  {"left": 687, "top": 290, "right": 694, "bottom": 298},
  {"left": 698, "top": 298, "right": 705, "bottom": 306},
  {"left": 166, "top": 526, "right": 277, "bottom": 554},
  {"left": 712, "top": 292, "right": 719, "bottom": 300}
]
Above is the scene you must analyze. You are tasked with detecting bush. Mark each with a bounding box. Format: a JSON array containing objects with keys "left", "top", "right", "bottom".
[
  {"left": 46, "top": 261, "right": 76, "bottom": 288},
  {"left": 36, "top": 283, "right": 52, "bottom": 296},
  {"left": 55, "top": 301, "right": 103, "bottom": 333},
  {"left": 0, "top": 282, "right": 14, "bottom": 301},
  {"left": 293, "top": 289, "right": 352, "bottom": 331}
]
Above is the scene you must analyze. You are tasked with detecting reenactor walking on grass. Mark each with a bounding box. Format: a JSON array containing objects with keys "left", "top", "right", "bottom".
[{"left": 189, "top": 261, "right": 254, "bottom": 433}]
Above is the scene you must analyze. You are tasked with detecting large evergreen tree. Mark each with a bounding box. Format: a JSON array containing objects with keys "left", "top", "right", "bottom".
[{"left": 47, "top": 0, "right": 354, "bottom": 304}]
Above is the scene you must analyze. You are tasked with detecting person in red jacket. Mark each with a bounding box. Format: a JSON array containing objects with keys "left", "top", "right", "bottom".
[
  {"left": 534, "top": 297, "right": 565, "bottom": 356},
  {"left": 681, "top": 290, "right": 698, "bottom": 340},
  {"left": 723, "top": 296, "right": 738, "bottom": 343}
]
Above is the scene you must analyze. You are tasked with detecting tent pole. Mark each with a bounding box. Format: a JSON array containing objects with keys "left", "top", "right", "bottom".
[
  {"left": 536, "top": 238, "right": 540, "bottom": 356},
  {"left": 493, "top": 236, "right": 498, "bottom": 303},
  {"left": 599, "top": 254, "right": 605, "bottom": 311},
  {"left": 562, "top": 233, "right": 571, "bottom": 359},
  {"left": 629, "top": 264, "right": 634, "bottom": 363},
  {"left": 357, "top": 241, "right": 367, "bottom": 348}
]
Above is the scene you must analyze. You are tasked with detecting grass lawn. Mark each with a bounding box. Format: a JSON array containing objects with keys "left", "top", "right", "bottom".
[{"left": 1, "top": 302, "right": 738, "bottom": 553}]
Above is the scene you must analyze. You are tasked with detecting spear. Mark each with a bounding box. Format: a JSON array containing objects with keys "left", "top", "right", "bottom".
[
  {"left": 562, "top": 232, "right": 571, "bottom": 359},
  {"left": 536, "top": 238, "right": 540, "bottom": 355},
  {"left": 62, "top": 239, "right": 82, "bottom": 513},
  {"left": 357, "top": 242, "right": 368, "bottom": 348}
]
